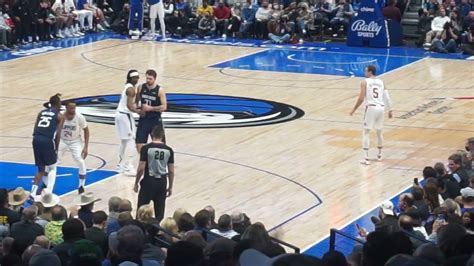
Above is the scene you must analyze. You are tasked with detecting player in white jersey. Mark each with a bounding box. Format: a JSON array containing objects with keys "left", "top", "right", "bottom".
[
  {"left": 350, "top": 65, "right": 393, "bottom": 165},
  {"left": 57, "top": 102, "right": 90, "bottom": 194},
  {"left": 115, "top": 70, "right": 143, "bottom": 176}
]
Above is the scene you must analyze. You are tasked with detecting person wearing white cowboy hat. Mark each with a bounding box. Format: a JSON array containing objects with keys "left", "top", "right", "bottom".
[
  {"left": 76, "top": 192, "right": 101, "bottom": 228},
  {"left": 8, "top": 187, "right": 30, "bottom": 208},
  {"left": 38, "top": 191, "right": 61, "bottom": 208}
]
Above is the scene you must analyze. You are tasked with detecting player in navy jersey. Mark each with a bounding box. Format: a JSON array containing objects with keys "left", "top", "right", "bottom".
[
  {"left": 135, "top": 69, "right": 167, "bottom": 153},
  {"left": 31, "top": 94, "right": 65, "bottom": 197}
]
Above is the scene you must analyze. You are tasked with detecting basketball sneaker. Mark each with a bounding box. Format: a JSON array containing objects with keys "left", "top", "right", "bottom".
[
  {"left": 78, "top": 186, "right": 85, "bottom": 194},
  {"left": 360, "top": 159, "right": 370, "bottom": 165}
]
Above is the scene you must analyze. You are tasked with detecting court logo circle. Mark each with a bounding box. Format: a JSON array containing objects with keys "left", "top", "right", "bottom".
[{"left": 64, "top": 93, "right": 304, "bottom": 128}]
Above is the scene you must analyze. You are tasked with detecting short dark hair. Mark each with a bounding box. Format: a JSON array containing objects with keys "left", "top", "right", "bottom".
[
  {"left": 448, "top": 154, "right": 462, "bottom": 165},
  {"left": 366, "top": 65, "right": 376, "bottom": 75},
  {"left": 151, "top": 126, "right": 165, "bottom": 140},
  {"left": 178, "top": 213, "right": 195, "bottom": 232},
  {"left": 217, "top": 214, "right": 232, "bottom": 231},
  {"left": 434, "top": 162, "right": 446, "bottom": 177},
  {"left": 92, "top": 211, "right": 107, "bottom": 225},
  {"left": 51, "top": 205, "right": 67, "bottom": 221},
  {"left": 62, "top": 219, "right": 85, "bottom": 240},
  {"left": 321, "top": 250, "right": 347, "bottom": 266},
  {"left": 145, "top": 69, "right": 157, "bottom": 78},
  {"left": 194, "top": 210, "right": 211, "bottom": 228},
  {"left": 422, "top": 166, "right": 437, "bottom": 179},
  {"left": 49, "top": 93, "right": 61, "bottom": 107}
]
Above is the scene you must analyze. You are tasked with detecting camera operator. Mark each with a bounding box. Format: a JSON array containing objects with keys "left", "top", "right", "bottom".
[{"left": 432, "top": 21, "right": 459, "bottom": 53}]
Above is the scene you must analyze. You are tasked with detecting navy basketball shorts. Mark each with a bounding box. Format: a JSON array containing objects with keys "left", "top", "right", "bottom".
[
  {"left": 136, "top": 118, "right": 164, "bottom": 144},
  {"left": 32, "top": 136, "right": 57, "bottom": 167}
]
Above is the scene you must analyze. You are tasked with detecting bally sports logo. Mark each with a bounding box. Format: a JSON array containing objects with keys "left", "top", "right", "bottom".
[{"left": 351, "top": 20, "right": 382, "bottom": 38}]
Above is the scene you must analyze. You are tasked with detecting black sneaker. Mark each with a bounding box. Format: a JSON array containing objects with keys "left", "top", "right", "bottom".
[{"left": 78, "top": 186, "right": 85, "bottom": 194}]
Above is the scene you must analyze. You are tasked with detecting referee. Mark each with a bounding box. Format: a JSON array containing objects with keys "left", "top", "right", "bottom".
[{"left": 133, "top": 126, "right": 174, "bottom": 222}]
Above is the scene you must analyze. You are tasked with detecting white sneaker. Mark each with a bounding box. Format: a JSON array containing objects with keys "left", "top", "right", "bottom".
[
  {"left": 64, "top": 29, "right": 73, "bottom": 38},
  {"left": 360, "top": 159, "right": 370, "bottom": 165},
  {"left": 123, "top": 169, "right": 137, "bottom": 177},
  {"left": 57, "top": 32, "right": 64, "bottom": 39},
  {"left": 97, "top": 24, "right": 105, "bottom": 31},
  {"left": 222, "top": 34, "right": 227, "bottom": 40}
]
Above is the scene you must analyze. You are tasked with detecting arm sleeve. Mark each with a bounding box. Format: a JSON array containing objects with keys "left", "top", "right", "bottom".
[
  {"left": 168, "top": 147, "right": 174, "bottom": 164},
  {"left": 384, "top": 90, "right": 392, "bottom": 111},
  {"left": 140, "top": 146, "right": 147, "bottom": 162}
]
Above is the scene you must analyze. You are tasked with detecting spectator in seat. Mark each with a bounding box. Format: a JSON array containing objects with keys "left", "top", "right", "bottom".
[
  {"left": 84, "top": 210, "right": 108, "bottom": 256},
  {"left": 197, "top": 12, "right": 216, "bottom": 37},
  {"left": 437, "top": 222, "right": 467, "bottom": 258},
  {"left": 329, "top": 0, "right": 355, "bottom": 37},
  {"left": 239, "top": 0, "right": 256, "bottom": 37},
  {"left": 197, "top": 0, "right": 213, "bottom": 18},
  {"left": 65, "top": 0, "right": 94, "bottom": 33},
  {"left": 52, "top": 218, "right": 85, "bottom": 266},
  {"left": 398, "top": 215, "right": 426, "bottom": 248},
  {"left": 424, "top": 181, "right": 442, "bottom": 214},
  {"left": 193, "top": 209, "right": 211, "bottom": 236},
  {"left": 450, "top": 10, "right": 463, "bottom": 35},
  {"left": 77, "top": 192, "right": 101, "bottom": 228},
  {"left": 110, "top": 3, "right": 130, "bottom": 34},
  {"left": 21, "top": 244, "right": 43, "bottom": 265},
  {"left": 159, "top": 217, "right": 179, "bottom": 243},
  {"left": 177, "top": 212, "right": 195, "bottom": 235},
  {"left": 114, "top": 225, "right": 160, "bottom": 266},
  {"left": 362, "top": 231, "right": 396, "bottom": 266},
  {"left": 448, "top": 153, "right": 470, "bottom": 188},
  {"left": 34, "top": 235, "right": 50, "bottom": 249},
  {"left": 399, "top": 193, "right": 415, "bottom": 214},
  {"left": 137, "top": 204, "right": 154, "bottom": 224},
  {"left": 106, "top": 196, "right": 121, "bottom": 235},
  {"left": 76, "top": 0, "right": 110, "bottom": 31},
  {"left": 255, "top": 1, "right": 272, "bottom": 39},
  {"left": 69, "top": 239, "right": 103, "bottom": 266},
  {"left": 119, "top": 199, "right": 133, "bottom": 213},
  {"left": 164, "top": 0, "right": 174, "bottom": 19},
  {"left": 462, "top": 24, "right": 474, "bottom": 55},
  {"left": 241, "top": 222, "right": 285, "bottom": 257},
  {"left": 383, "top": 0, "right": 402, "bottom": 22},
  {"left": 371, "top": 201, "right": 400, "bottom": 234},
  {"left": 30, "top": 249, "right": 61, "bottom": 266},
  {"left": 313, "top": 0, "right": 332, "bottom": 32},
  {"left": 412, "top": 185, "right": 430, "bottom": 221},
  {"left": 296, "top": 2, "right": 313, "bottom": 37},
  {"left": 458, "top": 0, "right": 471, "bottom": 18},
  {"left": 108, "top": 211, "right": 133, "bottom": 256},
  {"left": 165, "top": 241, "right": 204, "bottom": 266},
  {"left": 405, "top": 208, "right": 428, "bottom": 238},
  {"left": 423, "top": 8, "right": 451, "bottom": 49},
  {"left": 213, "top": 0, "right": 231, "bottom": 38},
  {"left": 462, "top": 210, "right": 474, "bottom": 233},
  {"left": 228, "top": 3, "right": 241, "bottom": 37},
  {"left": 460, "top": 187, "right": 474, "bottom": 213},
  {"left": 37, "top": 0, "right": 57, "bottom": 41},
  {"left": 172, "top": 207, "right": 187, "bottom": 225},
  {"left": 10, "top": 206, "right": 44, "bottom": 244},
  {"left": 45, "top": 205, "right": 68, "bottom": 247},
  {"left": 204, "top": 205, "right": 217, "bottom": 229},
  {"left": 0, "top": 189, "right": 20, "bottom": 228},
  {"left": 51, "top": 0, "right": 76, "bottom": 38},
  {"left": 210, "top": 214, "right": 239, "bottom": 239},
  {"left": 268, "top": 14, "right": 292, "bottom": 43}
]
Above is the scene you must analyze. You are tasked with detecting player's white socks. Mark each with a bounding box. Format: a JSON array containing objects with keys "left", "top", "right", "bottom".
[
  {"left": 79, "top": 178, "right": 86, "bottom": 187},
  {"left": 46, "top": 164, "right": 57, "bottom": 193},
  {"left": 118, "top": 139, "right": 135, "bottom": 171},
  {"left": 31, "top": 184, "right": 38, "bottom": 195}
]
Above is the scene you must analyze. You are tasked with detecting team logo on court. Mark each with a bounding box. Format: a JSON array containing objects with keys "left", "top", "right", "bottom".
[{"left": 64, "top": 94, "right": 304, "bottom": 128}]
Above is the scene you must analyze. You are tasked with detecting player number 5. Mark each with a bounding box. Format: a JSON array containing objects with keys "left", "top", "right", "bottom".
[
  {"left": 37, "top": 116, "right": 52, "bottom": 128},
  {"left": 373, "top": 87, "right": 379, "bottom": 99}
]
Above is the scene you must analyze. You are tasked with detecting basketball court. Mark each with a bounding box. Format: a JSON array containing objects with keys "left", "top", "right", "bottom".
[{"left": 0, "top": 34, "right": 473, "bottom": 255}]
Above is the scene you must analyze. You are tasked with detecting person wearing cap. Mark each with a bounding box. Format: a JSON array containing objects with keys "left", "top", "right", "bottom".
[
  {"left": 0, "top": 189, "right": 20, "bottom": 228},
  {"left": 460, "top": 187, "right": 474, "bottom": 213},
  {"left": 7, "top": 187, "right": 29, "bottom": 212},
  {"left": 210, "top": 214, "right": 239, "bottom": 239},
  {"left": 115, "top": 69, "right": 142, "bottom": 176},
  {"left": 31, "top": 93, "right": 65, "bottom": 197},
  {"left": 372, "top": 201, "right": 400, "bottom": 234},
  {"left": 77, "top": 192, "right": 101, "bottom": 228},
  {"left": 134, "top": 126, "right": 174, "bottom": 223}
]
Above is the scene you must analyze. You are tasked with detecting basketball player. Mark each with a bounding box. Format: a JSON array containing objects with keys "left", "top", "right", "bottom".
[
  {"left": 134, "top": 126, "right": 174, "bottom": 223},
  {"left": 148, "top": 0, "right": 167, "bottom": 38},
  {"left": 350, "top": 65, "right": 393, "bottom": 165},
  {"left": 58, "top": 102, "right": 90, "bottom": 194},
  {"left": 31, "top": 94, "right": 65, "bottom": 196},
  {"left": 135, "top": 69, "right": 167, "bottom": 153},
  {"left": 115, "top": 70, "right": 142, "bottom": 176}
]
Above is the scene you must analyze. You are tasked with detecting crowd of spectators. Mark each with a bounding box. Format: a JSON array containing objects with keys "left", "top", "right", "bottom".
[
  {"left": 417, "top": 0, "right": 474, "bottom": 54},
  {"left": 349, "top": 137, "right": 474, "bottom": 266}
]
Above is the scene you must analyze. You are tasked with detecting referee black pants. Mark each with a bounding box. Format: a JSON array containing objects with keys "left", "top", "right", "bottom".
[{"left": 137, "top": 177, "right": 167, "bottom": 223}]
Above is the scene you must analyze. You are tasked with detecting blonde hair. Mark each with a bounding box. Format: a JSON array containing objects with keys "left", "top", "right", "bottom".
[
  {"left": 160, "top": 217, "right": 179, "bottom": 234},
  {"left": 136, "top": 204, "right": 154, "bottom": 222},
  {"left": 173, "top": 208, "right": 187, "bottom": 224}
]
